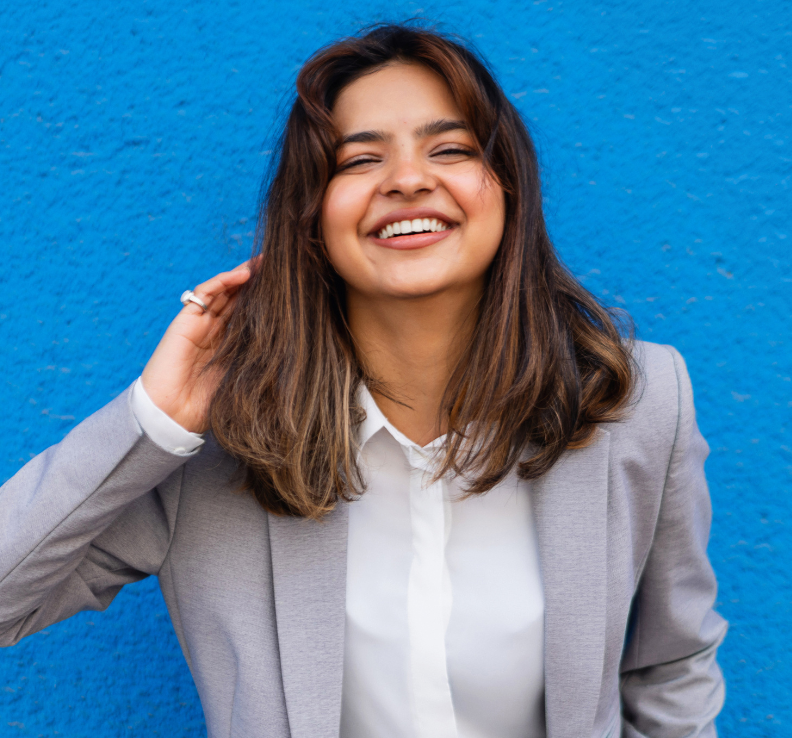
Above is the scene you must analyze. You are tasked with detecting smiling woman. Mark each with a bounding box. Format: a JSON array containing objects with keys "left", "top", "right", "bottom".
[
  {"left": 209, "top": 31, "right": 637, "bottom": 520},
  {"left": 0, "top": 24, "right": 726, "bottom": 738},
  {"left": 325, "top": 64, "right": 504, "bottom": 292}
]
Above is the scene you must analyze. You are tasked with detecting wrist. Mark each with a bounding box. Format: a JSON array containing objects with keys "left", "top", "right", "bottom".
[{"left": 132, "top": 378, "right": 206, "bottom": 454}]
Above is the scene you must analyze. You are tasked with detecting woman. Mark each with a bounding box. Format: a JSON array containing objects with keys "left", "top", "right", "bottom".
[{"left": 0, "top": 24, "right": 726, "bottom": 738}]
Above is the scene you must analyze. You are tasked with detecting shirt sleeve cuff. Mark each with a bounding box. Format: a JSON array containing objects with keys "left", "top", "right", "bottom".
[{"left": 130, "top": 377, "right": 205, "bottom": 456}]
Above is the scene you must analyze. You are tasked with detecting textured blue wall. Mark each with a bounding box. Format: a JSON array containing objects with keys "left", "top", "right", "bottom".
[{"left": 1, "top": 0, "right": 789, "bottom": 735}]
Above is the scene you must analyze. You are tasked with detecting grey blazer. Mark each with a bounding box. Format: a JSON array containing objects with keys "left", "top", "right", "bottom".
[{"left": 0, "top": 341, "right": 726, "bottom": 738}]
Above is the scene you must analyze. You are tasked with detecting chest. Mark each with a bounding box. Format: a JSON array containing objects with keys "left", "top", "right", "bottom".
[{"left": 344, "top": 438, "right": 546, "bottom": 737}]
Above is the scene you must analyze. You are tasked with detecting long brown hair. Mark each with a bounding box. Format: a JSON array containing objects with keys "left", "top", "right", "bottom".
[{"left": 209, "top": 24, "right": 634, "bottom": 519}]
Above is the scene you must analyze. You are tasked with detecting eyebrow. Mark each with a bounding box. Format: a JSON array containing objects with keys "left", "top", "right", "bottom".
[
  {"left": 415, "top": 118, "right": 469, "bottom": 138},
  {"left": 336, "top": 118, "right": 469, "bottom": 148}
]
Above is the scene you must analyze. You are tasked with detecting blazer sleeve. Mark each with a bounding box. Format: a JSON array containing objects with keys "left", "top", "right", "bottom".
[
  {"left": 0, "top": 385, "right": 195, "bottom": 646},
  {"left": 619, "top": 347, "right": 728, "bottom": 738}
]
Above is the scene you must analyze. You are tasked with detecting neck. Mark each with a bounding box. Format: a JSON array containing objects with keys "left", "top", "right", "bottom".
[{"left": 347, "top": 285, "right": 481, "bottom": 447}]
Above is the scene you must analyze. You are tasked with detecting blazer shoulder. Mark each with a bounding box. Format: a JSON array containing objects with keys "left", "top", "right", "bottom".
[
  {"left": 631, "top": 338, "right": 684, "bottom": 382},
  {"left": 612, "top": 340, "right": 693, "bottom": 453}
]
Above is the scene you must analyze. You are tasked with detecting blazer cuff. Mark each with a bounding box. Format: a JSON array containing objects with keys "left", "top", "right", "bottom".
[{"left": 131, "top": 377, "right": 205, "bottom": 457}]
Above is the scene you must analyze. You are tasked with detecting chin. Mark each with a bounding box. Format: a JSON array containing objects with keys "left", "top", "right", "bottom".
[{"left": 377, "top": 276, "right": 452, "bottom": 300}]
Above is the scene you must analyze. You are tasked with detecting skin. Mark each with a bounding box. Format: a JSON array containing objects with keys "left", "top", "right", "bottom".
[
  {"left": 142, "top": 62, "right": 506, "bottom": 444},
  {"left": 322, "top": 62, "right": 505, "bottom": 444}
]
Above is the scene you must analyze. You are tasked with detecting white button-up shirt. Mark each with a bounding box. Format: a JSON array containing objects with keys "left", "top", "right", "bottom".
[{"left": 131, "top": 378, "right": 546, "bottom": 738}]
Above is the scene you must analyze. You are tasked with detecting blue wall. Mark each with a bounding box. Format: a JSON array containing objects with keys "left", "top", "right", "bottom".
[{"left": 1, "top": 0, "right": 789, "bottom": 735}]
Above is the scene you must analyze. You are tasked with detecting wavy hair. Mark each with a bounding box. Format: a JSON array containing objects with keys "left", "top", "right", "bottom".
[{"left": 209, "top": 24, "right": 634, "bottom": 518}]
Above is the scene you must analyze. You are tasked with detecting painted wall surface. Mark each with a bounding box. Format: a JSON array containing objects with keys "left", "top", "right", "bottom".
[{"left": 0, "top": 0, "right": 789, "bottom": 735}]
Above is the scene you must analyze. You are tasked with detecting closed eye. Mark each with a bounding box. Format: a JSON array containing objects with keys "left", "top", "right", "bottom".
[
  {"left": 431, "top": 147, "right": 476, "bottom": 159},
  {"left": 337, "top": 156, "right": 381, "bottom": 171},
  {"left": 336, "top": 146, "right": 474, "bottom": 172}
]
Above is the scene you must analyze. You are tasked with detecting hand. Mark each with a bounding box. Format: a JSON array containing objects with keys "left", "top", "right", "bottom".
[{"left": 140, "top": 260, "right": 254, "bottom": 433}]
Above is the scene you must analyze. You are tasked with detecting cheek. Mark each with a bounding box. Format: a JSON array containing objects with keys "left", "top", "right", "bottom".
[
  {"left": 454, "top": 173, "right": 506, "bottom": 247},
  {"left": 489, "top": 186, "right": 507, "bottom": 245},
  {"left": 449, "top": 165, "right": 504, "bottom": 218},
  {"left": 460, "top": 179, "right": 506, "bottom": 281},
  {"left": 321, "top": 179, "right": 374, "bottom": 287},
  {"left": 322, "top": 178, "right": 371, "bottom": 246}
]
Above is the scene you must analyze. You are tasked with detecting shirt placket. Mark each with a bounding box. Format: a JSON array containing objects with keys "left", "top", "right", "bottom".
[{"left": 405, "top": 445, "right": 458, "bottom": 738}]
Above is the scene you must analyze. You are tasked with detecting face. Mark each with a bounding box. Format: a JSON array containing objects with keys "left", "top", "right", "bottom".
[{"left": 321, "top": 62, "right": 506, "bottom": 302}]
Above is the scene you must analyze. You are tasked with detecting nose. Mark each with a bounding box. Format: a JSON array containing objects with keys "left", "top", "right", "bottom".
[{"left": 378, "top": 151, "right": 436, "bottom": 199}]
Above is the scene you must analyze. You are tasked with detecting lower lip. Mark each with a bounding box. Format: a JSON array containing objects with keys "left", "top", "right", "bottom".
[{"left": 369, "top": 228, "right": 454, "bottom": 250}]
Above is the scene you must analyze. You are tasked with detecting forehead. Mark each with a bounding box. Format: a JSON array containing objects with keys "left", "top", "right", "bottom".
[{"left": 332, "top": 62, "right": 464, "bottom": 135}]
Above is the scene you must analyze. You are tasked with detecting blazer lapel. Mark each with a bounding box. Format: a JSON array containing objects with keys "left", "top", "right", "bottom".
[
  {"left": 268, "top": 502, "right": 349, "bottom": 738},
  {"left": 532, "top": 427, "right": 611, "bottom": 738}
]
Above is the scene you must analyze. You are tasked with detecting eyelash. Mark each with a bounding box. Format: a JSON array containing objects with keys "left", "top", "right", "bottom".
[{"left": 338, "top": 147, "right": 474, "bottom": 171}]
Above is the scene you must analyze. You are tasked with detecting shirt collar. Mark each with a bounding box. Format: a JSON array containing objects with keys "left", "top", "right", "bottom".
[{"left": 357, "top": 384, "right": 446, "bottom": 455}]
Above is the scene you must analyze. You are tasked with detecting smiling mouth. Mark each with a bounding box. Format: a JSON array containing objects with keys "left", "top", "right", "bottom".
[{"left": 376, "top": 217, "right": 451, "bottom": 240}]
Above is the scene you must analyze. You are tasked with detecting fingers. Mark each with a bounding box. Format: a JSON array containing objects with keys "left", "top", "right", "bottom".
[
  {"left": 195, "top": 292, "right": 242, "bottom": 351},
  {"left": 231, "top": 254, "right": 261, "bottom": 272},
  {"left": 170, "top": 289, "right": 241, "bottom": 352},
  {"left": 196, "top": 266, "right": 253, "bottom": 300},
  {"left": 181, "top": 260, "right": 257, "bottom": 317},
  {"left": 180, "top": 289, "right": 234, "bottom": 319}
]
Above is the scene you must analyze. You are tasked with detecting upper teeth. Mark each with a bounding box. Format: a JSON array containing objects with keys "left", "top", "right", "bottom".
[{"left": 378, "top": 218, "right": 450, "bottom": 239}]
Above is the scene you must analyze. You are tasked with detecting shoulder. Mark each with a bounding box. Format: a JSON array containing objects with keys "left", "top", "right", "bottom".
[
  {"left": 630, "top": 339, "right": 688, "bottom": 398},
  {"left": 608, "top": 340, "right": 696, "bottom": 458},
  {"left": 598, "top": 342, "right": 707, "bottom": 551}
]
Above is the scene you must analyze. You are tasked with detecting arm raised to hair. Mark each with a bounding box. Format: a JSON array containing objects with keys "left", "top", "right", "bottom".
[
  {"left": 0, "top": 261, "right": 252, "bottom": 645},
  {"left": 619, "top": 347, "right": 728, "bottom": 738},
  {"left": 0, "top": 386, "right": 194, "bottom": 646}
]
